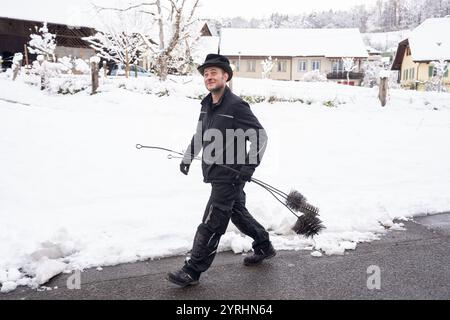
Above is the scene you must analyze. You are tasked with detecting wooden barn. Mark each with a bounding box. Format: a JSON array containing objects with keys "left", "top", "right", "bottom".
[{"left": 0, "top": 16, "right": 96, "bottom": 68}]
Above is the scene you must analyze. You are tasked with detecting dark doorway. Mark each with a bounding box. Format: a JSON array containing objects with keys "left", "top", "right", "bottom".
[{"left": 1, "top": 51, "right": 14, "bottom": 70}]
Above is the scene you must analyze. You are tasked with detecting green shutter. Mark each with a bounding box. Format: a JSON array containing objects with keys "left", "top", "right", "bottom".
[
  {"left": 445, "top": 69, "right": 449, "bottom": 78},
  {"left": 429, "top": 65, "right": 433, "bottom": 78}
]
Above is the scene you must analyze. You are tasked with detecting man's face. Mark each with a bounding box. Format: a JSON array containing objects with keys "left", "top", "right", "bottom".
[{"left": 203, "top": 67, "right": 229, "bottom": 93}]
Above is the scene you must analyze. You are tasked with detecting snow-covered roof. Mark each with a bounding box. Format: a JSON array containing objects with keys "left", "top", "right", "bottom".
[
  {"left": 0, "top": 5, "right": 97, "bottom": 28},
  {"left": 220, "top": 28, "right": 369, "bottom": 58},
  {"left": 409, "top": 17, "right": 450, "bottom": 61},
  {"left": 193, "top": 36, "right": 220, "bottom": 64},
  {"left": 367, "top": 46, "right": 382, "bottom": 54}
]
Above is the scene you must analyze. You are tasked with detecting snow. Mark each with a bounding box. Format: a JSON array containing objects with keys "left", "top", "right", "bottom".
[
  {"left": 379, "top": 70, "right": 391, "bottom": 78},
  {"left": 1, "top": 72, "right": 450, "bottom": 293},
  {"left": 34, "top": 259, "right": 67, "bottom": 286},
  {"left": 89, "top": 56, "right": 101, "bottom": 64},
  {"left": 1, "top": 282, "right": 18, "bottom": 293},
  {"left": 409, "top": 17, "right": 450, "bottom": 61},
  {"left": 74, "top": 59, "right": 90, "bottom": 74},
  {"left": 0, "top": 2, "right": 97, "bottom": 28},
  {"left": 220, "top": 28, "right": 369, "bottom": 58},
  {"left": 193, "top": 36, "right": 220, "bottom": 64}
]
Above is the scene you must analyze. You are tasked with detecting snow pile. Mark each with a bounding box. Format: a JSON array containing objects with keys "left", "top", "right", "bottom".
[
  {"left": 34, "top": 259, "right": 67, "bottom": 286},
  {"left": 1, "top": 74, "right": 450, "bottom": 293}
]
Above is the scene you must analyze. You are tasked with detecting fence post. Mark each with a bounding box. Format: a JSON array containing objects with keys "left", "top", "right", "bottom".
[
  {"left": 24, "top": 44, "right": 29, "bottom": 73},
  {"left": 37, "top": 55, "right": 46, "bottom": 90},
  {"left": 379, "top": 77, "right": 388, "bottom": 107},
  {"left": 90, "top": 56, "right": 100, "bottom": 95},
  {"left": 12, "top": 53, "right": 23, "bottom": 81},
  {"left": 125, "top": 49, "right": 129, "bottom": 79}
]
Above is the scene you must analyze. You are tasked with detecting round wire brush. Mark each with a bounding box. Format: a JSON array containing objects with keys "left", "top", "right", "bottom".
[
  {"left": 285, "top": 190, "right": 325, "bottom": 237},
  {"left": 256, "top": 185, "right": 325, "bottom": 237},
  {"left": 293, "top": 212, "right": 325, "bottom": 238}
]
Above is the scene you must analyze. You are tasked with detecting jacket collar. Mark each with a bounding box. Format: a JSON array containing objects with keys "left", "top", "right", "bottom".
[{"left": 201, "top": 86, "right": 231, "bottom": 108}]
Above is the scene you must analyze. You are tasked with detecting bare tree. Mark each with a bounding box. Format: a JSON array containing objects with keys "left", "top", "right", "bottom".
[
  {"left": 261, "top": 56, "right": 276, "bottom": 79},
  {"left": 89, "top": 0, "right": 201, "bottom": 80},
  {"left": 84, "top": 3, "right": 154, "bottom": 78},
  {"left": 342, "top": 58, "right": 357, "bottom": 85},
  {"left": 152, "top": 0, "right": 201, "bottom": 80}
]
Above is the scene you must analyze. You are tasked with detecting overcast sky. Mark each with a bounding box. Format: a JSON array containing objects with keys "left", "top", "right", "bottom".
[{"left": 2, "top": 0, "right": 380, "bottom": 24}]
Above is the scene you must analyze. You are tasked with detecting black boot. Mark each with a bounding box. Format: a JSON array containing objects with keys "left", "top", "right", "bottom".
[
  {"left": 167, "top": 269, "right": 199, "bottom": 288},
  {"left": 243, "top": 244, "right": 277, "bottom": 266}
]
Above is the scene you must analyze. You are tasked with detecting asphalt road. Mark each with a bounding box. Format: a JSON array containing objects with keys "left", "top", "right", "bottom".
[{"left": 2, "top": 214, "right": 449, "bottom": 300}]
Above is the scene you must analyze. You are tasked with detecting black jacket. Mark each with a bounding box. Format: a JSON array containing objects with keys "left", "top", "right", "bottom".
[{"left": 183, "top": 86, "right": 268, "bottom": 183}]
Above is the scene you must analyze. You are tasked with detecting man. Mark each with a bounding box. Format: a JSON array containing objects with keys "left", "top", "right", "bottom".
[{"left": 167, "top": 54, "right": 276, "bottom": 287}]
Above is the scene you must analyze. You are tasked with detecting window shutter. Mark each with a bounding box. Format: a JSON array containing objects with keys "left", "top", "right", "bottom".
[{"left": 429, "top": 65, "right": 433, "bottom": 77}]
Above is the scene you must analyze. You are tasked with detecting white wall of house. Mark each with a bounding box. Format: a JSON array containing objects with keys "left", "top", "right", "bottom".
[
  {"left": 228, "top": 55, "right": 364, "bottom": 85},
  {"left": 54, "top": 46, "right": 95, "bottom": 60},
  {"left": 292, "top": 57, "right": 331, "bottom": 80},
  {"left": 229, "top": 57, "right": 292, "bottom": 80}
]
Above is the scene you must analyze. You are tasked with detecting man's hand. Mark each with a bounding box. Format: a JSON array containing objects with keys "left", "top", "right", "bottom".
[
  {"left": 180, "top": 162, "right": 191, "bottom": 176},
  {"left": 236, "top": 165, "right": 255, "bottom": 182}
]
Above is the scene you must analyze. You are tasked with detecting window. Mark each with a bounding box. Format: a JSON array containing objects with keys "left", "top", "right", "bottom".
[
  {"left": 429, "top": 66, "right": 438, "bottom": 78},
  {"left": 332, "top": 60, "right": 344, "bottom": 73},
  {"left": 277, "top": 60, "right": 287, "bottom": 72},
  {"left": 411, "top": 68, "right": 415, "bottom": 80},
  {"left": 312, "top": 61, "right": 321, "bottom": 71},
  {"left": 247, "top": 60, "right": 256, "bottom": 72},
  {"left": 298, "top": 60, "right": 307, "bottom": 72}
]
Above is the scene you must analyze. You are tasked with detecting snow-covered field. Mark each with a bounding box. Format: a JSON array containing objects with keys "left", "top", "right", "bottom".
[{"left": 1, "top": 73, "right": 450, "bottom": 293}]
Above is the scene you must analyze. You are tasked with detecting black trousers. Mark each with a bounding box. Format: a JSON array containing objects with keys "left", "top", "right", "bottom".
[{"left": 183, "top": 183, "right": 271, "bottom": 280}]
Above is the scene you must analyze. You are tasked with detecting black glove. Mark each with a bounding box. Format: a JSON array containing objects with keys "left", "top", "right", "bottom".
[
  {"left": 180, "top": 162, "right": 190, "bottom": 176},
  {"left": 236, "top": 166, "right": 255, "bottom": 182}
]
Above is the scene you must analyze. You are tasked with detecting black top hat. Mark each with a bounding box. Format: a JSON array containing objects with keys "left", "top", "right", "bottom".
[{"left": 197, "top": 54, "right": 233, "bottom": 82}]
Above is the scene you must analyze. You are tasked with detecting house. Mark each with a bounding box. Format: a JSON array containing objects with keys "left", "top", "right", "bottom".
[
  {"left": 367, "top": 46, "right": 383, "bottom": 61},
  {"left": 219, "top": 28, "right": 369, "bottom": 85},
  {"left": 192, "top": 21, "right": 220, "bottom": 65},
  {"left": 0, "top": 16, "right": 96, "bottom": 68},
  {"left": 391, "top": 17, "right": 450, "bottom": 91}
]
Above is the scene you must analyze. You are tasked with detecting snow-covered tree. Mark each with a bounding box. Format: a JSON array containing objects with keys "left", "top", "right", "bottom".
[
  {"left": 362, "top": 61, "right": 382, "bottom": 87},
  {"left": 12, "top": 53, "right": 23, "bottom": 81},
  {"left": 261, "top": 56, "right": 275, "bottom": 79},
  {"left": 88, "top": 0, "right": 201, "bottom": 80},
  {"left": 83, "top": 4, "right": 152, "bottom": 78},
  {"left": 148, "top": 0, "right": 202, "bottom": 80},
  {"left": 342, "top": 57, "right": 357, "bottom": 85},
  {"left": 215, "top": 0, "right": 450, "bottom": 32},
  {"left": 427, "top": 59, "right": 449, "bottom": 92},
  {"left": 28, "top": 22, "right": 56, "bottom": 62},
  {"left": 55, "top": 56, "right": 90, "bottom": 75}
]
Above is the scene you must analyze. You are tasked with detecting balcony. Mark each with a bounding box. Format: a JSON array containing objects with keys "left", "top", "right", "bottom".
[{"left": 327, "top": 71, "right": 364, "bottom": 80}]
